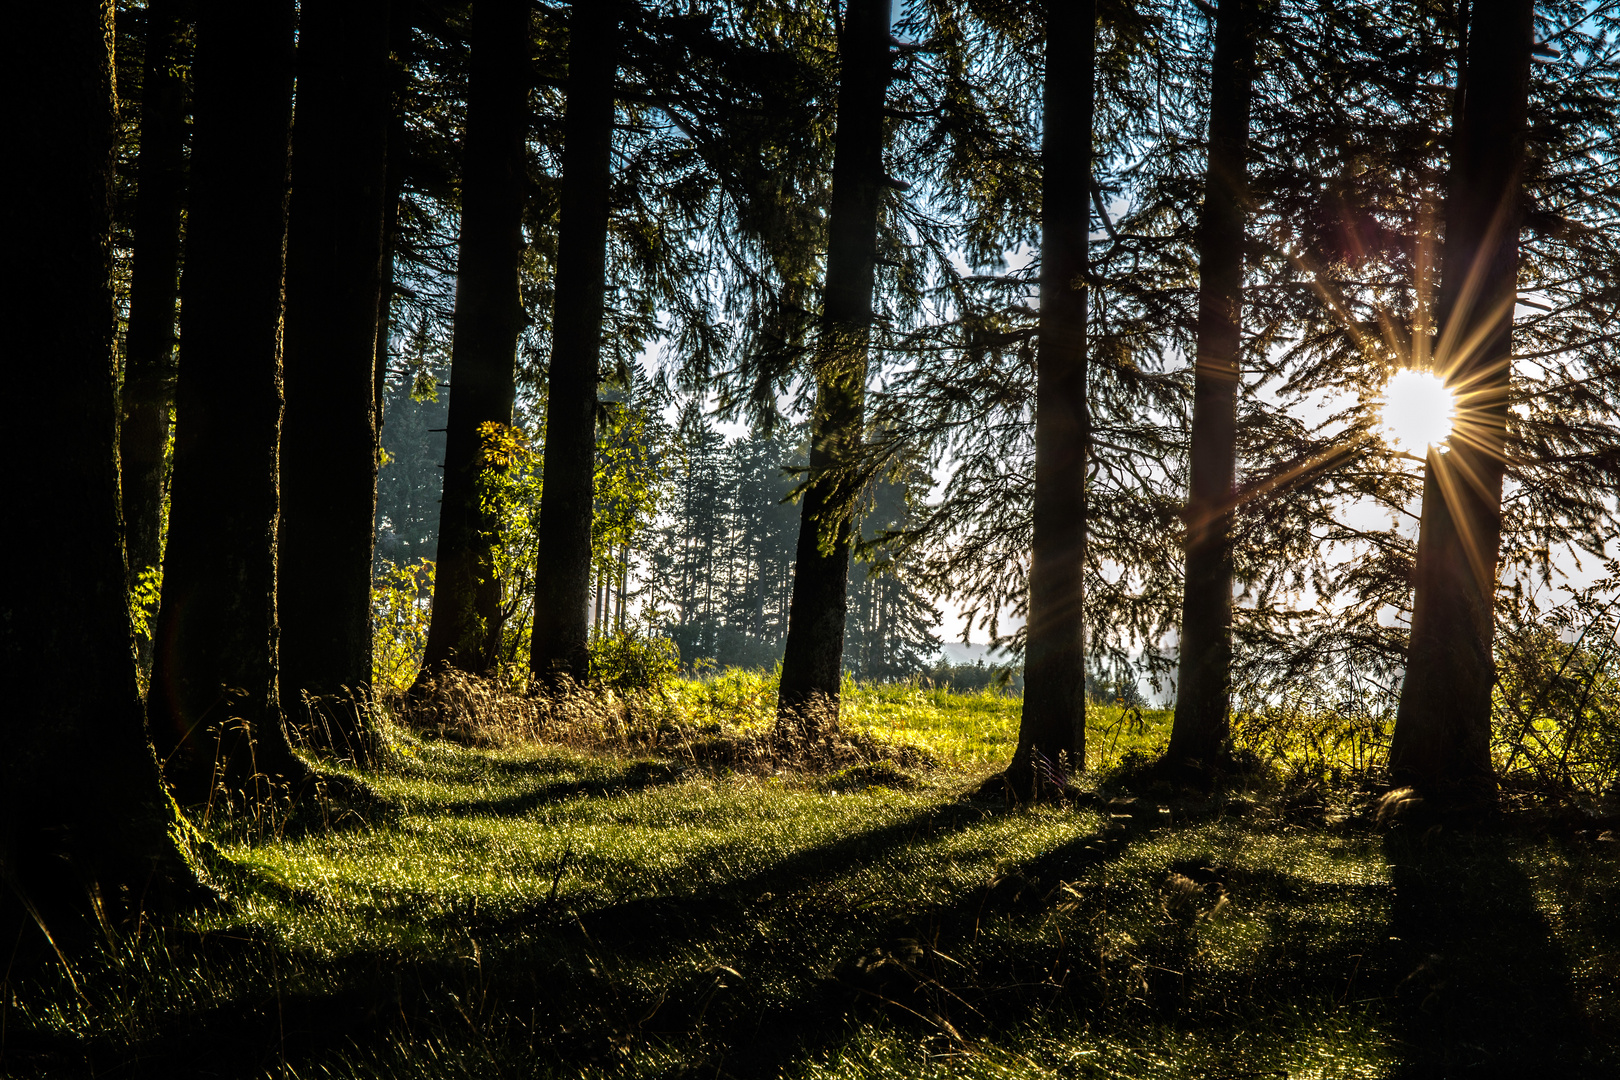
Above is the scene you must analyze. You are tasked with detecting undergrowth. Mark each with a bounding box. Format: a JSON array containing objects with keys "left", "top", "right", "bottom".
[{"left": 3, "top": 678, "right": 1617, "bottom": 1079}]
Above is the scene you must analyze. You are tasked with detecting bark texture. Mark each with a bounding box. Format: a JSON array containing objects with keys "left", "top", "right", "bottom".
[
  {"left": 279, "top": 0, "right": 393, "bottom": 761},
  {"left": 775, "top": 0, "right": 892, "bottom": 730},
  {"left": 418, "top": 0, "right": 530, "bottom": 679},
  {"left": 1, "top": 0, "right": 207, "bottom": 934},
  {"left": 1391, "top": 0, "right": 1535, "bottom": 802},
  {"left": 531, "top": 0, "right": 620, "bottom": 686},
  {"left": 1008, "top": 0, "right": 1096, "bottom": 796},
  {"left": 1165, "top": 0, "right": 1254, "bottom": 771},
  {"left": 120, "top": 0, "right": 189, "bottom": 665},
  {"left": 149, "top": 0, "right": 313, "bottom": 804}
]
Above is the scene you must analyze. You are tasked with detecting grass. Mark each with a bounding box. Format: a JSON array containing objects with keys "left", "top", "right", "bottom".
[{"left": 2, "top": 675, "right": 1617, "bottom": 1078}]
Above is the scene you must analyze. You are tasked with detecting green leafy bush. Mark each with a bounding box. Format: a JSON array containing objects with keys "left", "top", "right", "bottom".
[
  {"left": 589, "top": 628, "right": 680, "bottom": 691},
  {"left": 372, "top": 558, "right": 434, "bottom": 694}
]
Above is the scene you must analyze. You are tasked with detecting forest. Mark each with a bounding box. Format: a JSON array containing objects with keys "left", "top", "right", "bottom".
[{"left": 2, "top": 0, "right": 1619, "bottom": 1076}]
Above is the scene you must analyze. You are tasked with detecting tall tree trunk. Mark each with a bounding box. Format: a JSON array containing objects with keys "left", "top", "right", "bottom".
[
  {"left": 375, "top": 15, "right": 411, "bottom": 434},
  {"left": 375, "top": 109, "right": 407, "bottom": 445},
  {"left": 419, "top": 0, "right": 530, "bottom": 679},
  {"left": 1165, "top": 0, "right": 1254, "bottom": 772},
  {"left": 1, "top": 0, "right": 210, "bottom": 937},
  {"left": 120, "top": 0, "right": 189, "bottom": 678},
  {"left": 531, "top": 0, "right": 619, "bottom": 686},
  {"left": 1007, "top": 0, "right": 1096, "bottom": 797},
  {"left": 149, "top": 0, "right": 314, "bottom": 805},
  {"left": 1390, "top": 0, "right": 1534, "bottom": 803},
  {"left": 775, "top": 0, "right": 892, "bottom": 731},
  {"left": 279, "top": 0, "right": 393, "bottom": 763}
]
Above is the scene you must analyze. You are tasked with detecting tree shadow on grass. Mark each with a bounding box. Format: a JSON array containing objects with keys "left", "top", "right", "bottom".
[
  {"left": 1383, "top": 826, "right": 1597, "bottom": 1078},
  {"left": 428, "top": 757, "right": 687, "bottom": 818},
  {"left": 6, "top": 794, "right": 1024, "bottom": 1078}
]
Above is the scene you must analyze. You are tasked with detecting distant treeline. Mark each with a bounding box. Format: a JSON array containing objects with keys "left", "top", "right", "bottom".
[{"left": 376, "top": 380, "right": 941, "bottom": 681}]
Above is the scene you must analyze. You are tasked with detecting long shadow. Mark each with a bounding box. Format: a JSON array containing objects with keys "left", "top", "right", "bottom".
[
  {"left": 1383, "top": 826, "right": 1595, "bottom": 1078},
  {"left": 13, "top": 794, "right": 1022, "bottom": 1078},
  {"left": 711, "top": 828, "right": 1407, "bottom": 1079},
  {"left": 428, "top": 757, "right": 686, "bottom": 818},
  {"left": 45, "top": 791, "right": 1324, "bottom": 1079},
  {"left": 668, "top": 806, "right": 1166, "bottom": 1078}
]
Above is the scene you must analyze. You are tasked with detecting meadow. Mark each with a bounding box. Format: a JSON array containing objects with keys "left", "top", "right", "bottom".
[{"left": 3, "top": 675, "right": 1617, "bottom": 1079}]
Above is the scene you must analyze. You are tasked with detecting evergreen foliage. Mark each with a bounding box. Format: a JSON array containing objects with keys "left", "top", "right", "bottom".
[{"left": 649, "top": 408, "right": 940, "bottom": 679}]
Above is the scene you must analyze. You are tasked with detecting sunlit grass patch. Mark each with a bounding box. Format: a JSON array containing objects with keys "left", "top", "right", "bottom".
[{"left": 9, "top": 682, "right": 1619, "bottom": 1079}]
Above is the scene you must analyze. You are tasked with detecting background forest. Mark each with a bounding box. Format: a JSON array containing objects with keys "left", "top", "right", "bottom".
[{"left": 3, "top": 0, "right": 1620, "bottom": 1076}]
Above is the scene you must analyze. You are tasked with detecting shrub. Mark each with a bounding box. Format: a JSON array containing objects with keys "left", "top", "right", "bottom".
[
  {"left": 589, "top": 628, "right": 680, "bottom": 691},
  {"left": 1494, "top": 571, "right": 1620, "bottom": 799},
  {"left": 372, "top": 558, "right": 434, "bottom": 694}
]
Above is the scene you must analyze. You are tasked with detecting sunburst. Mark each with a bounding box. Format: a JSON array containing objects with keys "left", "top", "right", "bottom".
[{"left": 1377, "top": 369, "right": 1456, "bottom": 454}]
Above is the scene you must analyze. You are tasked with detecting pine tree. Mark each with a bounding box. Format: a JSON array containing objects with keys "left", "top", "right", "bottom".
[
  {"left": 1010, "top": 0, "right": 1097, "bottom": 796},
  {"left": 1, "top": 0, "right": 210, "bottom": 934},
  {"left": 1165, "top": 0, "right": 1256, "bottom": 772},
  {"left": 279, "top": 0, "right": 394, "bottom": 760},
  {"left": 845, "top": 474, "right": 941, "bottom": 681},
  {"left": 776, "top": 0, "right": 894, "bottom": 731},
  {"left": 149, "top": 0, "right": 315, "bottom": 803},
  {"left": 1390, "top": 0, "right": 1536, "bottom": 803},
  {"left": 120, "top": 0, "right": 190, "bottom": 680},
  {"left": 532, "top": 0, "right": 623, "bottom": 685},
  {"left": 418, "top": 0, "right": 531, "bottom": 679}
]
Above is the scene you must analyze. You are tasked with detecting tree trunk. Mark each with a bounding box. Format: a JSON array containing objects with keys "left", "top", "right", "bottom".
[
  {"left": 419, "top": 0, "right": 531, "bottom": 680},
  {"left": 279, "top": 0, "right": 393, "bottom": 763},
  {"left": 1007, "top": 0, "right": 1096, "bottom": 798},
  {"left": 775, "top": 0, "right": 892, "bottom": 732},
  {"left": 149, "top": 0, "right": 314, "bottom": 805},
  {"left": 120, "top": 0, "right": 189, "bottom": 679},
  {"left": 531, "top": 0, "right": 619, "bottom": 686},
  {"left": 375, "top": 106, "right": 407, "bottom": 445},
  {"left": 375, "top": 15, "right": 410, "bottom": 434},
  {"left": 1165, "top": 0, "right": 1254, "bottom": 773},
  {"left": 1, "top": 0, "right": 208, "bottom": 936},
  {"left": 1390, "top": 0, "right": 1534, "bottom": 804}
]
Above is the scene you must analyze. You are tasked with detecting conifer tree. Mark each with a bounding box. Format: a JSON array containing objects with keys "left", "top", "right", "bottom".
[
  {"left": 532, "top": 0, "right": 623, "bottom": 685},
  {"left": 1165, "top": 0, "right": 1256, "bottom": 772},
  {"left": 148, "top": 0, "right": 315, "bottom": 803},
  {"left": 2, "top": 0, "right": 208, "bottom": 932},
  {"left": 1390, "top": 0, "right": 1536, "bottom": 802},
  {"left": 120, "top": 0, "right": 189, "bottom": 678},
  {"left": 776, "top": 0, "right": 894, "bottom": 731},
  {"left": 1008, "top": 0, "right": 1097, "bottom": 795},
  {"left": 418, "top": 0, "right": 531, "bottom": 679},
  {"left": 279, "top": 0, "right": 394, "bottom": 760},
  {"left": 845, "top": 475, "right": 942, "bottom": 681}
]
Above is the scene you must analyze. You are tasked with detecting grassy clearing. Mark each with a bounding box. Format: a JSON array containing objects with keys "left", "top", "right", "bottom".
[{"left": 3, "top": 676, "right": 1617, "bottom": 1079}]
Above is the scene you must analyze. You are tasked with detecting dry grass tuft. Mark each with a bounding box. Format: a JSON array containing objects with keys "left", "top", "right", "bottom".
[{"left": 384, "top": 671, "right": 932, "bottom": 774}]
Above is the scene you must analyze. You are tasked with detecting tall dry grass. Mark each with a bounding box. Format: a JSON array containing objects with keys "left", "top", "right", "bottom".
[{"left": 384, "top": 669, "right": 933, "bottom": 774}]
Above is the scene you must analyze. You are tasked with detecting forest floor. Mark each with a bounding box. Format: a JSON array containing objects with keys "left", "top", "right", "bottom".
[{"left": 5, "top": 683, "right": 1620, "bottom": 1079}]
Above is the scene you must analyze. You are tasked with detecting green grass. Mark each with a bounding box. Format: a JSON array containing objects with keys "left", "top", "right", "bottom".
[
  {"left": 3, "top": 678, "right": 1617, "bottom": 1079},
  {"left": 658, "top": 669, "right": 1170, "bottom": 771}
]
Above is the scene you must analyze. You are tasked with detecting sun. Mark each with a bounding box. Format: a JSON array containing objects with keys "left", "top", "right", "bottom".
[{"left": 1377, "top": 369, "right": 1456, "bottom": 454}]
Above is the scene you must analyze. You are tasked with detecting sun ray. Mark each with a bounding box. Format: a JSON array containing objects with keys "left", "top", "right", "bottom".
[{"left": 1377, "top": 369, "right": 1456, "bottom": 454}]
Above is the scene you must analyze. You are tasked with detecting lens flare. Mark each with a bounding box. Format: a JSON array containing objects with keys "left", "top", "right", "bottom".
[{"left": 1377, "top": 369, "right": 1456, "bottom": 454}]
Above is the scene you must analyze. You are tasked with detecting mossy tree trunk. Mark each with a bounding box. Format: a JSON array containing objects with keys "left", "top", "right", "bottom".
[
  {"left": 775, "top": 0, "right": 893, "bottom": 732},
  {"left": 1165, "top": 0, "right": 1255, "bottom": 773},
  {"left": 531, "top": 0, "right": 620, "bottom": 687},
  {"left": 279, "top": 0, "right": 393, "bottom": 762},
  {"left": 1, "top": 0, "right": 208, "bottom": 935},
  {"left": 1390, "top": 0, "right": 1535, "bottom": 804},
  {"left": 149, "top": 0, "right": 314, "bottom": 805},
  {"left": 120, "top": 0, "right": 189, "bottom": 678},
  {"left": 418, "top": 0, "right": 530, "bottom": 680},
  {"left": 1007, "top": 0, "right": 1096, "bottom": 798}
]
